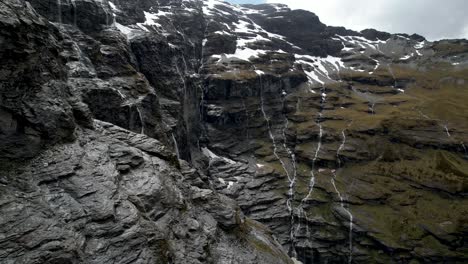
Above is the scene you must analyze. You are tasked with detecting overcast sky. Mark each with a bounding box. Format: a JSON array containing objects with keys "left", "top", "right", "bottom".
[{"left": 226, "top": 0, "right": 468, "bottom": 40}]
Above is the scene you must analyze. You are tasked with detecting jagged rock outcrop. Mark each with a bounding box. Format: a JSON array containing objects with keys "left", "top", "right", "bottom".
[
  {"left": 0, "top": 1, "right": 292, "bottom": 263},
  {"left": 1, "top": 0, "right": 467, "bottom": 263}
]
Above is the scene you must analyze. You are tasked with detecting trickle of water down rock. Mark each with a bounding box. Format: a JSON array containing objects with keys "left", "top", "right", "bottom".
[{"left": 1, "top": 0, "right": 468, "bottom": 263}]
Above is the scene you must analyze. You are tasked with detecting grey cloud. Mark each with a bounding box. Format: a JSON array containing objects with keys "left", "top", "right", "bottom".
[{"left": 266, "top": 0, "right": 468, "bottom": 40}]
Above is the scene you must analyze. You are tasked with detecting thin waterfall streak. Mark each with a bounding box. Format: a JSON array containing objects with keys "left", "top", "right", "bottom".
[
  {"left": 175, "top": 60, "right": 187, "bottom": 96},
  {"left": 198, "top": 18, "right": 212, "bottom": 73},
  {"left": 295, "top": 85, "right": 327, "bottom": 258},
  {"left": 418, "top": 109, "right": 431, "bottom": 120},
  {"left": 198, "top": 84, "right": 205, "bottom": 123},
  {"left": 136, "top": 107, "right": 145, "bottom": 134},
  {"left": 260, "top": 91, "right": 291, "bottom": 182},
  {"left": 369, "top": 102, "right": 376, "bottom": 115},
  {"left": 303, "top": 86, "right": 325, "bottom": 202},
  {"left": 171, "top": 133, "right": 180, "bottom": 160},
  {"left": 70, "top": 0, "right": 77, "bottom": 26},
  {"left": 257, "top": 72, "right": 298, "bottom": 253},
  {"left": 304, "top": 138, "right": 320, "bottom": 201},
  {"left": 462, "top": 142, "right": 468, "bottom": 158},
  {"left": 331, "top": 173, "right": 353, "bottom": 264},
  {"left": 418, "top": 110, "right": 452, "bottom": 138},
  {"left": 337, "top": 129, "right": 346, "bottom": 167},
  {"left": 444, "top": 125, "right": 451, "bottom": 137},
  {"left": 282, "top": 114, "right": 298, "bottom": 255},
  {"left": 181, "top": 56, "right": 189, "bottom": 75},
  {"left": 57, "top": 0, "right": 62, "bottom": 24},
  {"left": 283, "top": 118, "right": 297, "bottom": 191}
]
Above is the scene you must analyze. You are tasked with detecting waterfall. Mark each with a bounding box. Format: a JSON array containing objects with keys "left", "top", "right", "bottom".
[
  {"left": 283, "top": 118, "right": 297, "bottom": 201},
  {"left": 115, "top": 89, "right": 125, "bottom": 99},
  {"left": 337, "top": 129, "right": 346, "bottom": 168},
  {"left": 199, "top": 84, "right": 206, "bottom": 123},
  {"left": 282, "top": 110, "right": 298, "bottom": 256},
  {"left": 258, "top": 74, "right": 291, "bottom": 181},
  {"left": 175, "top": 58, "right": 187, "bottom": 96},
  {"left": 303, "top": 123, "right": 321, "bottom": 201},
  {"left": 302, "top": 87, "right": 326, "bottom": 201},
  {"left": 171, "top": 133, "right": 180, "bottom": 160},
  {"left": 352, "top": 86, "right": 379, "bottom": 115},
  {"left": 334, "top": 126, "right": 354, "bottom": 263},
  {"left": 108, "top": 0, "right": 117, "bottom": 26},
  {"left": 181, "top": 56, "right": 189, "bottom": 74},
  {"left": 70, "top": 0, "right": 77, "bottom": 26},
  {"left": 198, "top": 16, "right": 212, "bottom": 73},
  {"left": 136, "top": 107, "right": 145, "bottom": 134},
  {"left": 257, "top": 70, "right": 299, "bottom": 254},
  {"left": 369, "top": 102, "right": 376, "bottom": 115},
  {"left": 331, "top": 171, "right": 353, "bottom": 264},
  {"left": 293, "top": 85, "right": 327, "bottom": 261},
  {"left": 444, "top": 125, "right": 451, "bottom": 137},
  {"left": 57, "top": 0, "right": 62, "bottom": 24},
  {"left": 417, "top": 109, "right": 453, "bottom": 138},
  {"left": 294, "top": 207, "right": 313, "bottom": 262},
  {"left": 417, "top": 109, "right": 431, "bottom": 120}
]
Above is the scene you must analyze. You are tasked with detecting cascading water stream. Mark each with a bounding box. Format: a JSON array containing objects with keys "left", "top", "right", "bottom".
[
  {"left": 444, "top": 125, "right": 451, "bottom": 137},
  {"left": 171, "top": 133, "right": 180, "bottom": 160},
  {"left": 337, "top": 130, "right": 346, "bottom": 168},
  {"left": 354, "top": 86, "right": 380, "bottom": 115},
  {"left": 198, "top": 8, "right": 213, "bottom": 74},
  {"left": 257, "top": 70, "right": 299, "bottom": 255},
  {"left": 369, "top": 102, "right": 376, "bottom": 115},
  {"left": 70, "top": 0, "right": 77, "bottom": 26},
  {"left": 293, "top": 84, "right": 327, "bottom": 263},
  {"left": 258, "top": 73, "right": 291, "bottom": 182},
  {"left": 198, "top": 83, "right": 206, "bottom": 124},
  {"left": 174, "top": 58, "right": 187, "bottom": 96},
  {"left": 334, "top": 126, "right": 354, "bottom": 263},
  {"left": 281, "top": 100, "right": 298, "bottom": 257},
  {"left": 57, "top": 0, "right": 62, "bottom": 24},
  {"left": 136, "top": 107, "right": 145, "bottom": 134},
  {"left": 331, "top": 170, "right": 353, "bottom": 264},
  {"left": 282, "top": 118, "right": 297, "bottom": 202},
  {"left": 416, "top": 108, "right": 431, "bottom": 120},
  {"left": 302, "top": 87, "right": 326, "bottom": 201},
  {"left": 417, "top": 109, "right": 453, "bottom": 138},
  {"left": 462, "top": 142, "right": 468, "bottom": 159},
  {"left": 197, "top": 12, "right": 213, "bottom": 124}
]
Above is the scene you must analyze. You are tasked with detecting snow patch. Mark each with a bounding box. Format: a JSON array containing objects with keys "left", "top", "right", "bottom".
[
  {"left": 225, "top": 48, "right": 267, "bottom": 61},
  {"left": 255, "top": 70, "right": 265, "bottom": 75}
]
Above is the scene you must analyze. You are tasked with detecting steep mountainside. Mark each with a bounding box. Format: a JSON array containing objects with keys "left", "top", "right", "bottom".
[{"left": 0, "top": 0, "right": 467, "bottom": 263}]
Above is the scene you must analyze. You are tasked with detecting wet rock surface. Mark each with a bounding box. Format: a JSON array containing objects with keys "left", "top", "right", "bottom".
[{"left": 0, "top": 0, "right": 467, "bottom": 263}]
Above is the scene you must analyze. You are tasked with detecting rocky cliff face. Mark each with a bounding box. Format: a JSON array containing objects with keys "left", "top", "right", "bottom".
[{"left": 0, "top": 0, "right": 467, "bottom": 263}]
